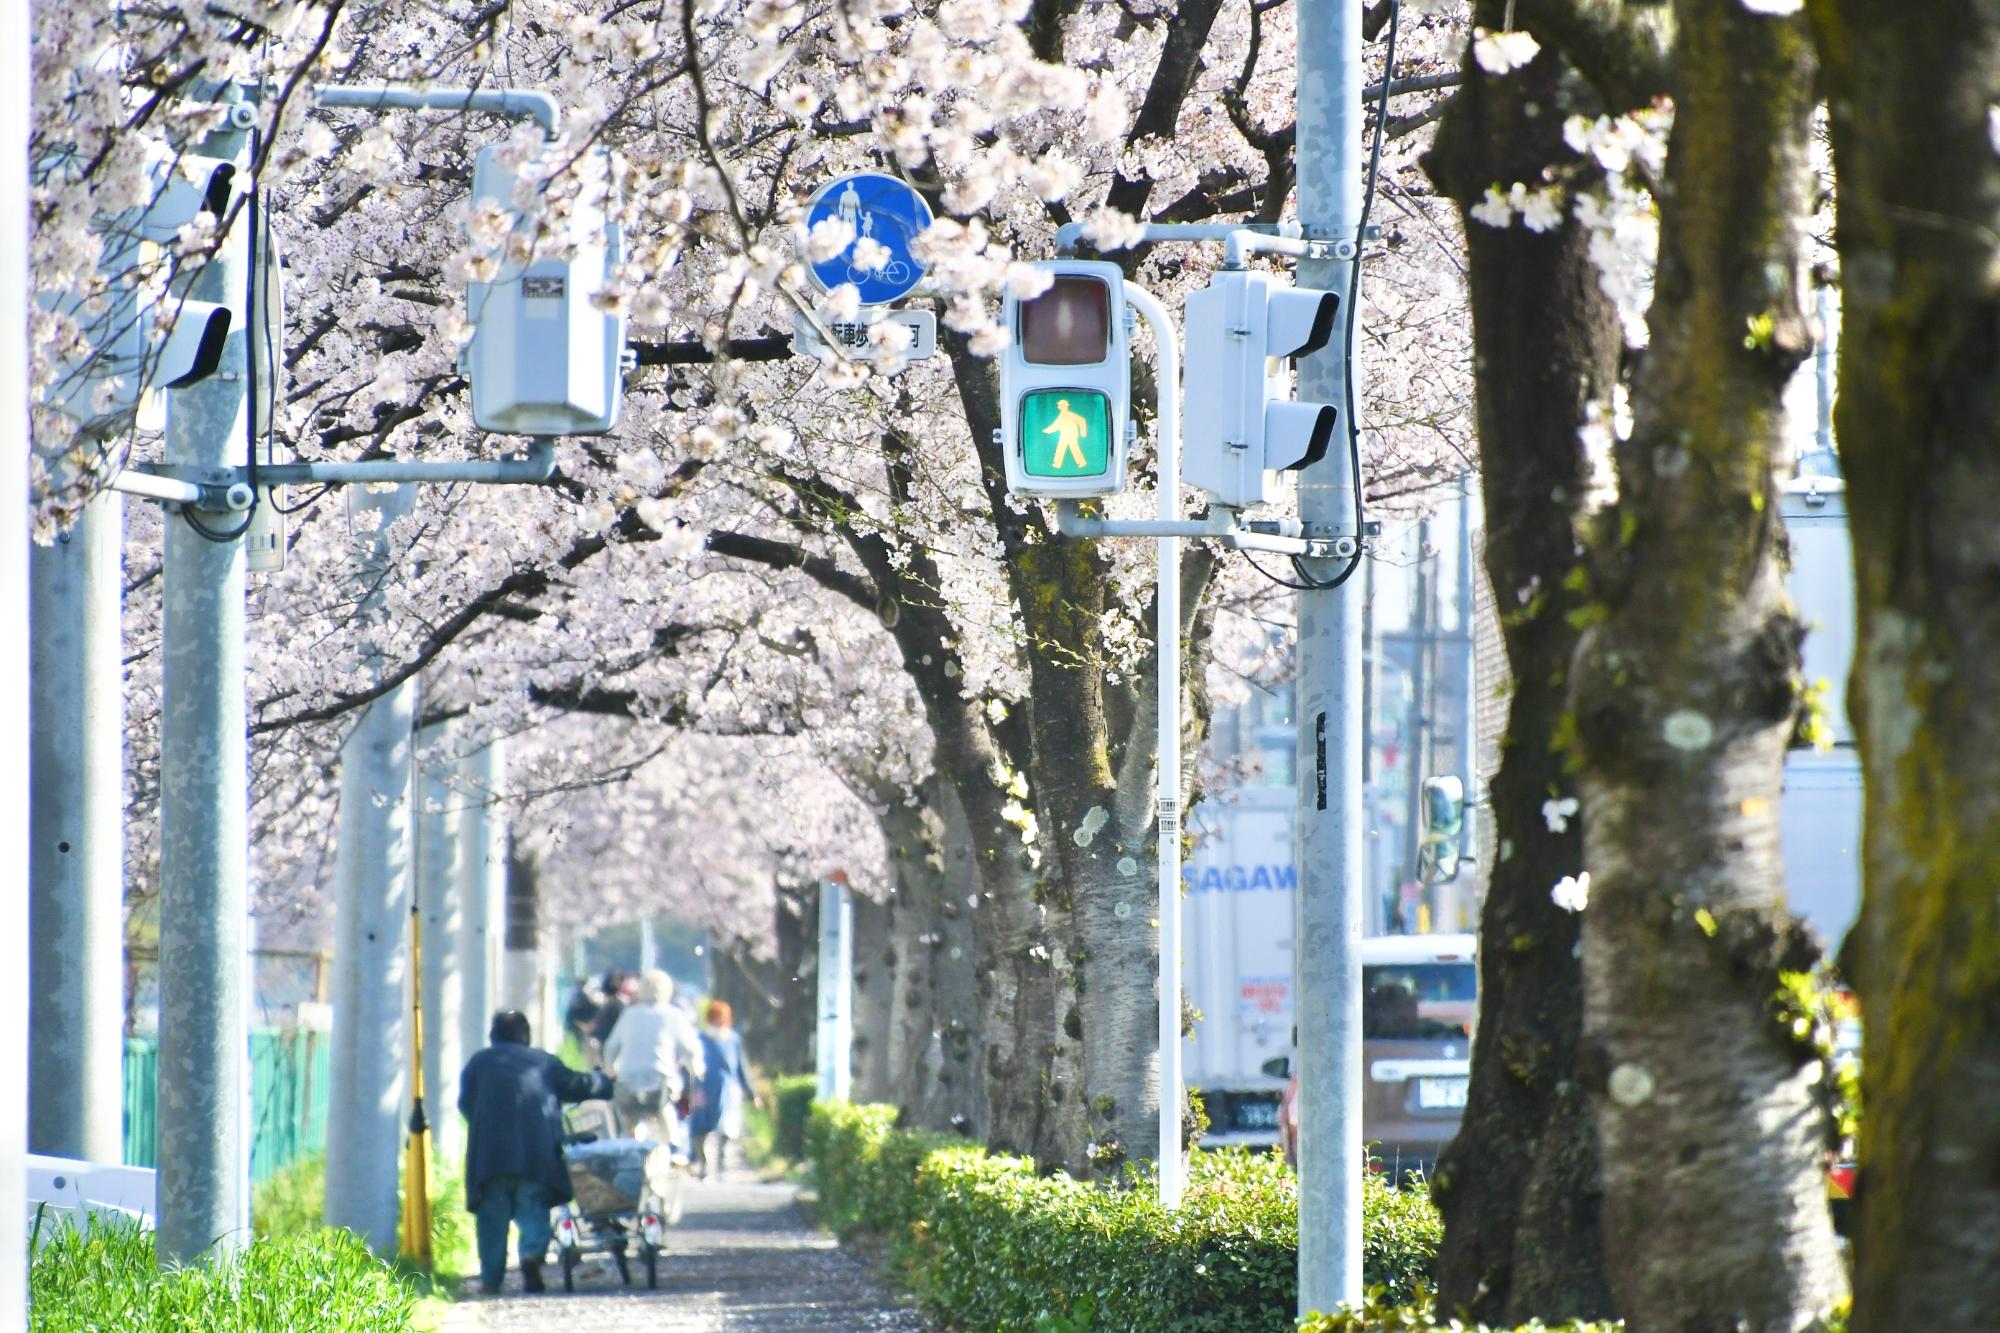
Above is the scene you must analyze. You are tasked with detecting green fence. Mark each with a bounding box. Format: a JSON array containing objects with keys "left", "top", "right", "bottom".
[{"left": 123, "top": 1028, "right": 332, "bottom": 1184}]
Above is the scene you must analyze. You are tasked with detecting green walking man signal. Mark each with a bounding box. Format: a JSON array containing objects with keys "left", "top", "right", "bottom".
[
  {"left": 999, "top": 261, "right": 1132, "bottom": 497},
  {"left": 1021, "top": 390, "right": 1110, "bottom": 478}
]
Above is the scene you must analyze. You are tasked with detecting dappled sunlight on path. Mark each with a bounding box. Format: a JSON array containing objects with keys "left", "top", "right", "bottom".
[{"left": 435, "top": 1177, "right": 931, "bottom": 1331}]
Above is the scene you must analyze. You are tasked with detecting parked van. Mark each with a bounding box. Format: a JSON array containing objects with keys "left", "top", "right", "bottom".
[{"left": 1274, "top": 933, "right": 1478, "bottom": 1178}]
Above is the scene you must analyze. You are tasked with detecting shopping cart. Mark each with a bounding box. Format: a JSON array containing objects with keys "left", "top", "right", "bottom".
[{"left": 550, "top": 1102, "right": 682, "bottom": 1291}]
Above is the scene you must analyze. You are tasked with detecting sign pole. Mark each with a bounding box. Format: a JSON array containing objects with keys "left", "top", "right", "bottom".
[{"left": 1122, "top": 285, "right": 1186, "bottom": 1209}]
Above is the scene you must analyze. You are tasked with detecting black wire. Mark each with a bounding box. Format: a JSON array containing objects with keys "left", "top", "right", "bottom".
[
  {"left": 1290, "top": 0, "right": 1399, "bottom": 592},
  {"left": 244, "top": 124, "right": 263, "bottom": 516},
  {"left": 272, "top": 483, "right": 334, "bottom": 514},
  {"left": 1240, "top": 545, "right": 1325, "bottom": 590},
  {"left": 181, "top": 505, "right": 257, "bottom": 542}
]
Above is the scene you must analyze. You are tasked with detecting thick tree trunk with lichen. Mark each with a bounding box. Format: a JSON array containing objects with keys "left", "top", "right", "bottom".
[
  {"left": 1812, "top": 6, "right": 2000, "bottom": 1325},
  {"left": 881, "top": 779, "right": 984, "bottom": 1135},
  {"left": 1423, "top": 28, "right": 1618, "bottom": 1324},
  {"left": 1567, "top": 5, "right": 1847, "bottom": 1327}
]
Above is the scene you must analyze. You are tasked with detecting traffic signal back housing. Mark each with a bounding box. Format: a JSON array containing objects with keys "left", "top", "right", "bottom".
[{"left": 1181, "top": 270, "right": 1340, "bottom": 510}]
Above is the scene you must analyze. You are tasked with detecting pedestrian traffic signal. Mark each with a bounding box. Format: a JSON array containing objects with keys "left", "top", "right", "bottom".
[
  {"left": 1417, "top": 775, "right": 1466, "bottom": 885},
  {"left": 999, "top": 261, "right": 1132, "bottom": 497},
  {"left": 461, "top": 144, "right": 631, "bottom": 436},
  {"left": 38, "top": 147, "right": 247, "bottom": 431},
  {"left": 1181, "top": 270, "right": 1341, "bottom": 510}
]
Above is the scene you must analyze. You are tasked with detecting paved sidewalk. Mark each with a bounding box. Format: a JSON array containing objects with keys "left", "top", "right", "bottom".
[{"left": 436, "top": 1176, "right": 932, "bottom": 1331}]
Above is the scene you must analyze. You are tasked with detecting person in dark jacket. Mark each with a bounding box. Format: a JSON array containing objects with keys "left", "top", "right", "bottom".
[
  {"left": 586, "top": 971, "right": 631, "bottom": 1061},
  {"left": 458, "top": 1010, "right": 612, "bottom": 1294}
]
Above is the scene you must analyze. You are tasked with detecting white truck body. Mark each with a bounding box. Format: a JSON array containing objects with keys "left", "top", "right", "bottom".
[
  {"left": 1179, "top": 784, "right": 1296, "bottom": 1147},
  {"left": 1780, "top": 475, "right": 1863, "bottom": 955}
]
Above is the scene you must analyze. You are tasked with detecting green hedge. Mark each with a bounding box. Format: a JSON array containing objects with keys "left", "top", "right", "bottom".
[
  {"left": 1297, "top": 1302, "right": 1621, "bottom": 1332},
  {"left": 30, "top": 1216, "right": 416, "bottom": 1331},
  {"left": 806, "top": 1100, "right": 1441, "bottom": 1331},
  {"left": 773, "top": 1073, "right": 818, "bottom": 1161}
]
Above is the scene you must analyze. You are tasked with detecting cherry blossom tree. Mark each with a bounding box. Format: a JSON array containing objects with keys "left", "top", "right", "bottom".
[{"left": 44, "top": 0, "right": 1478, "bottom": 1179}]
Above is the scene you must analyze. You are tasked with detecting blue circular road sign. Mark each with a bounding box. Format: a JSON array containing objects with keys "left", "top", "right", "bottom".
[{"left": 803, "top": 171, "right": 933, "bottom": 305}]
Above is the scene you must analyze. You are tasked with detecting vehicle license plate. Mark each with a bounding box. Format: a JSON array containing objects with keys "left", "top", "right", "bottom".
[
  {"left": 1236, "top": 1099, "right": 1279, "bottom": 1130},
  {"left": 1416, "top": 1077, "right": 1468, "bottom": 1110}
]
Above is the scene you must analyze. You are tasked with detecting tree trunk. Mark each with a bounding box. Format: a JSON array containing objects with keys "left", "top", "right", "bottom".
[
  {"left": 1812, "top": 6, "right": 2000, "bottom": 1325},
  {"left": 709, "top": 942, "right": 786, "bottom": 1073},
  {"left": 849, "top": 889, "right": 895, "bottom": 1104},
  {"left": 881, "top": 778, "right": 985, "bottom": 1135},
  {"left": 768, "top": 876, "right": 824, "bottom": 1072},
  {"left": 1568, "top": 4, "right": 1847, "bottom": 1326},
  {"left": 501, "top": 837, "right": 541, "bottom": 1027},
  {"left": 1423, "top": 28, "right": 1619, "bottom": 1322}
]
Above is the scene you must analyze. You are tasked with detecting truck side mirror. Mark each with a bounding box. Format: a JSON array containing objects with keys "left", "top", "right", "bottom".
[
  {"left": 1417, "top": 775, "right": 1466, "bottom": 886},
  {"left": 1261, "top": 1055, "right": 1292, "bottom": 1080}
]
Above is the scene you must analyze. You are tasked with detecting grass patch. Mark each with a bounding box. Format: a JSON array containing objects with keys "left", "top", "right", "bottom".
[
  {"left": 30, "top": 1212, "right": 416, "bottom": 1331},
  {"left": 248, "top": 1146, "right": 476, "bottom": 1291}
]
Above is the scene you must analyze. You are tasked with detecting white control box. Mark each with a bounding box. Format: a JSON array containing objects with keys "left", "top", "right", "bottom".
[{"left": 462, "top": 144, "right": 629, "bottom": 436}]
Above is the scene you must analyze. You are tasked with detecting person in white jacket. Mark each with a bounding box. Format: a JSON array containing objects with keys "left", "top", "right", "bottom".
[{"left": 602, "top": 969, "right": 706, "bottom": 1148}]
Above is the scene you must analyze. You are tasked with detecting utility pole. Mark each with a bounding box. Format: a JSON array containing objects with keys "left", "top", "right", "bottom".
[
  {"left": 324, "top": 484, "right": 419, "bottom": 1255},
  {"left": 28, "top": 495, "right": 125, "bottom": 1164},
  {"left": 1293, "top": 0, "right": 1367, "bottom": 1312},
  {"left": 1405, "top": 514, "right": 1432, "bottom": 926},
  {"left": 456, "top": 739, "right": 506, "bottom": 1068},
  {"left": 416, "top": 730, "right": 464, "bottom": 1163},
  {"left": 4, "top": 12, "right": 35, "bottom": 1319},
  {"left": 154, "top": 100, "right": 256, "bottom": 1266},
  {"left": 1456, "top": 473, "right": 1479, "bottom": 933}
]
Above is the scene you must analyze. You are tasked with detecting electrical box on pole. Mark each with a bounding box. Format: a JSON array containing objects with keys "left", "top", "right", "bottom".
[
  {"left": 39, "top": 147, "right": 247, "bottom": 432},
  {"left": 998, "top": 260, "right": 1133, "bottom": 498},
  {"left": 461, "top": 144, "right": 630, "bottom": 436},
  {"left": 1181, "top": 270, "right": 1340, "bottom": 510}
]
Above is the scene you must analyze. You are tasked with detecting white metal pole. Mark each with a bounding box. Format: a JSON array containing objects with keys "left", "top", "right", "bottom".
[
  {"left": 835, "top": 885, "right": 853, "bottom": 1102},
  {"left": 1124, "top": 284, "right": 1185, "bottom": 1209},
  {"left": 640, "top": 917, "right": 657, "bottom": 976},
  {"left": 155, "top": 106, "right": 253, "bottom": 1266},
  {"left": 416, "top": 730, "right": 464, "bottom": 1163},
  {"left": 815, "top": 880, "right": 853, "bottom": 1101},
  {"left": 324, "top": 485, "right": 418, "bottom": 1255},
  {"left": 28, "top": 494, "right": 125, "bottom": 1164},
  {"left": 1295, "top": 0, "right": 1367, "bottom": 1311},
  {"left": 3, "top": 13, "right": 35, "bottom": 1318}
]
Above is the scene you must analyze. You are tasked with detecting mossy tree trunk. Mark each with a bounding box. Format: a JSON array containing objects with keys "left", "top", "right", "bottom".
[
  {"left": 1565, "top": 2, "right": 1848, "bottom": 1325},
  {"left": 1422, "top": 27, "right": 1620, "bottom": 1323},
  {"left": 1810, "top": 5, "right": 2000, "bottom": 1325},
  {"left": 881, "top": 777, "right": 984, "bottom": 1135}
]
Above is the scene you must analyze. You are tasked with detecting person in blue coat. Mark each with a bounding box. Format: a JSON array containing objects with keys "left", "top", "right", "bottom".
[
  {"left": 458, "top": 1010, "right": 612, "bottom": 1294},
  {"left": 689, "top": 999, "right": 760, "bottom": 1179}
]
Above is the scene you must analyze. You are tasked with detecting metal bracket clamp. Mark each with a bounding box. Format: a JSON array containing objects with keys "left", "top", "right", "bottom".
[
  {"left": 106, "top": 465, "right": 253, "bottom": 512},
  {"left": 1305, "top": 239, "right": 1361, "bottom": 261}
]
